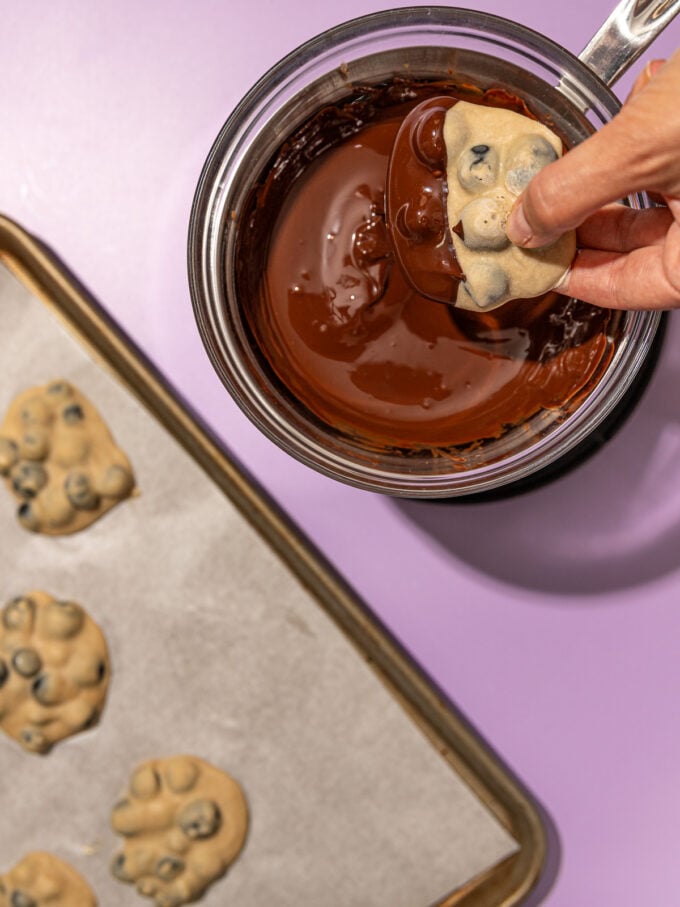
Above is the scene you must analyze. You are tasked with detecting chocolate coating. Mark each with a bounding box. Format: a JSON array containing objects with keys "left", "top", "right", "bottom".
[
  {"left": 235, "top": 79, "right": 615, "bottom": 453},
  {"left": 387, "top": 95, "right": 461, "bottom": 304}
]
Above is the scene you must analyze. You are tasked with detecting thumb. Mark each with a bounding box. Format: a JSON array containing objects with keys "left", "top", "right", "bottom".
[
  {"left": 506, "top": 114, "right": 647, "bottom": 248},
  {"left": 507, "top": 51, "right": 680, "bottom": 247}
]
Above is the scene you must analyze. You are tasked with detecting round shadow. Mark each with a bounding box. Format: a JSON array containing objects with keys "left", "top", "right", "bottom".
[{"left": 396, "top": 312, "right": 680, "bottom": 595}]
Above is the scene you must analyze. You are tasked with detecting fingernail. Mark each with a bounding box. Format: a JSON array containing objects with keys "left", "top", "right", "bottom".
[
  {"left": 644, "top": 58, "right": 665, "bottom": 81},
  {"left": 553, "top": 265, "right": 572, "bottom": 295},
  {"left": 506, "top": 202, "right": 533, "bottom": 246}
]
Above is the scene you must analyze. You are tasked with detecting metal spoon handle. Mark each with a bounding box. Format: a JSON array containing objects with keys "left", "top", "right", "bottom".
[{"left": 579, "top": 0, "right": 680, "bottom": 86}]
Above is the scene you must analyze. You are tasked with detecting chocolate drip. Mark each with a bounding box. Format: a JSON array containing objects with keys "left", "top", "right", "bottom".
[{"left": 386, "top": 95, "right": 463, "bottom": 304}]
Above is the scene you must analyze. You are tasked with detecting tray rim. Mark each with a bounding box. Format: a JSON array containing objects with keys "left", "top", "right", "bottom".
[{"left": 0, "top": 213, "right": 547, "bottom": 907}]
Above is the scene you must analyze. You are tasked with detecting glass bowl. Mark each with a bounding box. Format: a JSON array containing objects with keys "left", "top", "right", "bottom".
[{"left": 188, "top": 7, "right": 661, "bottom": 498}]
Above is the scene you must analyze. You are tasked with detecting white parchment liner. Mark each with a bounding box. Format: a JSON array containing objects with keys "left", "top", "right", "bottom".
[{"left": 0, "top": 263, "right": 517, "bottom": 905}]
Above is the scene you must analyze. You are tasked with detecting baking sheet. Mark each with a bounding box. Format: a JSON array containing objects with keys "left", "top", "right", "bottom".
[{"left": 0, "top": 260, "right": 519, "bottom": 904}]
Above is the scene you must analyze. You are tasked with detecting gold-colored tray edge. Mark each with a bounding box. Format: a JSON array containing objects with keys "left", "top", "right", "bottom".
[{"left": 0, "top": 214, "right": 546, "bottom": 907}]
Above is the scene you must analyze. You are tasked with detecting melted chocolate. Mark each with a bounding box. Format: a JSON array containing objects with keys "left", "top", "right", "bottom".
[
  {"left": 235, "top": 79, "right": 615, "bottom": 453},
  {"left": 387, "top": 95, "right": 462, "bottom": 304}
]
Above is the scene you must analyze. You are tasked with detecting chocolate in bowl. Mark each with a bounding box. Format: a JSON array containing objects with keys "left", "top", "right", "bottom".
[
  {"left": 236, "top": 79, "right": 615, "bottom": 457},
  {"left": 188, "top": 11, "right": 662, "bottom": 497}
]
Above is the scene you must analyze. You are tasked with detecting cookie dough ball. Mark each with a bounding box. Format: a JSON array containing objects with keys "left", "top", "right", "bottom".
[
  {"left": 0, "top": 591, "right": 110, "bottom": 754},
  {"left": 0, "top": 380, "right": 136, "bottom": 534},
  {"left": 110, "top": 756, "right": 248, "bottom": 906},
  {"left": 444, "top": 101, "right": 576, "bottom": 312},
  {"left": 0, "top": 851, "right": 96, "bottom": 906}
]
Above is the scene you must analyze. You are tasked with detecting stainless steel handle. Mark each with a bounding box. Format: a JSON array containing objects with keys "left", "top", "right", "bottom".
[{"left": 579, "top": 0, "right": 680, "bottom": 86}]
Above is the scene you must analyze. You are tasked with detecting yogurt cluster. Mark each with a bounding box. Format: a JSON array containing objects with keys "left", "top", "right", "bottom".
[{"left": 443, "top": 101, "right": 576, "bottom": 312}]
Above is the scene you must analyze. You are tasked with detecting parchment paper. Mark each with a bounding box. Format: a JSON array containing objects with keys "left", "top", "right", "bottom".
[{"left": 0, "top": 262, "right": 518, "bottom": 905}]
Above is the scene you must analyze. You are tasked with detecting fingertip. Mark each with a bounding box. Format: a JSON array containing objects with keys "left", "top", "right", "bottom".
[
  {"left": 628, "top": 58, "right": 666, "bottom": 101},
  {"left": 506, "top": 200, "right": 559, "bottom": 249},
  {"left": 506, "top": 201, "right": 532, "bottom": 246},
  {"left": 552, "top": 264, "right": 573, "bottom": 296}
]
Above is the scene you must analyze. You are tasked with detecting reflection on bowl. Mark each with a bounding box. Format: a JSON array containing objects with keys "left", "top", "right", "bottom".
[{"left": 189, "top": 9, "right": 661, "bottom": 498}]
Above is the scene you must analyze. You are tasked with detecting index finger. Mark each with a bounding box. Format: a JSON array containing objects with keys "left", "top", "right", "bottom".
[{"left": 558, "top": 242, "right": 680, "bottom": 309}]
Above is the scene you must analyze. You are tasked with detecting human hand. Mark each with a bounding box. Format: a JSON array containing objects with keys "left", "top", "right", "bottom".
[{"left": 506, "top": 53, "right": 680, "bottom": 309}]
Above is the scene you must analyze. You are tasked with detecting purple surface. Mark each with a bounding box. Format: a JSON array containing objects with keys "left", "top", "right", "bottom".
[{"left": 2, "top": 3, "right": 680, "bottom": 904}]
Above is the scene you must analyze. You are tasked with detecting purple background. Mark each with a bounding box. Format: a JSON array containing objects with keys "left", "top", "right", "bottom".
[{"left": 2, "top": 3, "right": 680, "bottom": 904}]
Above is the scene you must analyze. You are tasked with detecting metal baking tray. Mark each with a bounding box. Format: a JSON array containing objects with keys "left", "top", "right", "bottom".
[{"left": 0, "top": 214, "right": 545, "bottom": 906}]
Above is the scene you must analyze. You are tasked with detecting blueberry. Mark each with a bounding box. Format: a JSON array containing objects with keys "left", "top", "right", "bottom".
[
  {"left": 459, "top": 197, "right": 510, "bottom": 252},
  {"left": 177, "top": 798, "right": 222, "bottom": 839},
  {"left": 20, "top": 399, "right": 49, "bottom": 424},
  {"left": 11, "top": 891, "right": 37, "bottom": 907},
  {"left": 99, "top": 464, "right": 134, "bottom": 498},
  {"left": 20, "top": 428, "right": 49, "bottom": 461},
  {"left": 111, "top": 853, "right": 132, "bottom": 883},
  {"left": 2, "top": 597, "right": 36, "bottom": 631},
  {"left": 505, "top": 134, "right": 558, "bottom": 195},
  {"left": 12, "top": 648, "right": 42, "bottom": 678},
  {"left": 17, "top": 502, "right": 39, "bottom": 531},
  {"left": 463, "top": 262, "right": 510, "bottom": 310},
  {"left": 62, "top": 403, "right": 84, "bottom": 424},
  {"left": 64, "top": 472, "right": 99, "bottom": 510},
  {"left": 46, "top": 381, "right": 72, "bottom": 398},
  {"left": 0, "top": 437, "right": 19, "bottom": 475},
  {"left": 19, "top": 727, "right": 47, "bottom": 752},
  {"left": 10, "top": 462, "right": 47, "bottom": 499},
  {"left": 43, "top": 598, "right": 84, "bottom": 639},
  {"left": 81, "top": 708, "right": 99, "bottom": 730},
  {"left": 31, "top": 673, "right": 57, "bottom": 705},
  {"left": 457, "top": 144, "right": 500, "bottom": 192},
  {"left": 156, "top": 856, "right": 184, "bottom": 881}
]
